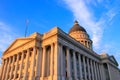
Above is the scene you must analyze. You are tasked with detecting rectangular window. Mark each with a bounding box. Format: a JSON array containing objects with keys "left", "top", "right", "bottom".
[
  {"left": 17, "top": 64, "right": 20, "bottom": 70},
  {"left": 16, "top": 73, "right": 19, "bottom": 78},
  {"left": 13, "top": 65, "right": 15, "bottom": 71},
  {"left": 14, "top": 55, "right": 17, "bottom": 62},
  {"left": 24, "top": 53, "right": 26, "bottom": 59},
  {"left": 30, "top": 52, "right": 32, "bottom": 57},
  {"left": 19, "top": 53, "right": 22, "bottom": 60}
]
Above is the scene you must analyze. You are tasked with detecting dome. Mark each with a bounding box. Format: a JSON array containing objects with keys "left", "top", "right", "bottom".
[{"left": 69, "top": 20, "right": 86, "bottom": 33}]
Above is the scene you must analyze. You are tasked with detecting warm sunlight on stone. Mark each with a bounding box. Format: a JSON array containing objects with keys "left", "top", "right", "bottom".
[{"left": 0, "top": 21, "right": 120, "bottom": 80}]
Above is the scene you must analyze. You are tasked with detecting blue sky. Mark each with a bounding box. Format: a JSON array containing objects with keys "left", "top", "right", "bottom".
[{"left": 0, "top": 0, "right": 120, "bottom": 67}]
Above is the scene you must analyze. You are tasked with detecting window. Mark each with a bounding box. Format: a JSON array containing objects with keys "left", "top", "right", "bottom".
[
  {"left": 14, "top": 55, "right": 17, "bottom": 62},
  {"left": 19, "top": 53, "right": 22, "bottom": 60},
  {"left": 16, "top": 74, "right": 19, "bottom": 78},
  {"left": 17, "top": 64, "right": 20, "bottom": 70},
  {"left": 24, "top": 53, "right": 26, "bottom": 59},
  {"left": 8, "top": 74, "right": 10, "bottom": 79},
  {"left": 11, "top": 74, "right": 14, "bottom": 79},
  {"left": 30, "top": 52, "right": 32, "bottom": 57},
  {"left": 13, "top": 65, "right": 15, "bottom": 71},
  {"left": 11, "top": 57, "right": 13, "bottom": 63}
]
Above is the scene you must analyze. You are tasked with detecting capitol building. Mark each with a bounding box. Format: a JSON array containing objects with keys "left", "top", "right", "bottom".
[{"left": 0, "top": 21, "right": 120, "bottom": 80}]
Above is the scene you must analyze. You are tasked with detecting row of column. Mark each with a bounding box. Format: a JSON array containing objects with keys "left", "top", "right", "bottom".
[
  {"left": 41, "top": 42, "right": 58, "bottom": 79},
  {"left": 59, "top": 44, "right": 101, "bottom": 80},
  {"left": 0, "top": 46, "right": 41, "bottom": 80},
  {"left": 0, "top": 42, "right": 58, "bottom": 80},
  {"left": 0, "top": 42, "right": 102, "bottom": 80}
]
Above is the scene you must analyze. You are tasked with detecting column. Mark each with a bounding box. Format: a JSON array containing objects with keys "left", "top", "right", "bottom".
[
  {"left": 23, "top": 49, "right": 30, "bottom": 80},
  {"left": 60, "top": 44, "right": 64, "bottom": 79},
  {"left": 36, "top": 47, "right": 42, "bottom": 79},
  {"left": 66, "top": 47, "right": 72, "bottom": 80},
  {"left": 1, "top": 59, "right": 7, "bottom": 80},
  {"left": 53, "top": 42, "right": 59, "bottom": 80},
  {"left": 39, "top": 47, "right": 43, "bottom": 77},
  {"left": 73, "top": 51, "right": 77, "bottom": 80},
  {"left": 30, "top": 47, "right": 36, "bottom": 80},
  {"left": 87, "top": 58, "right": 91, "bottom": 80},
  {"left": 93, "top": 61, "right": 97, "bottom": 80},
  {"left": 5, "top": 57, "right": 11, "bottom": 80},
  {"left": 98, "top": 64, "right": 102, "bottom": 80},
  {"left": 41, "top": 46, "right": 46, "bottom": 77},
  {"left": 19, "top": 51, "right": 24, "bottom": 79},
  {"left": 0, "top": 60, "right": 4, "bottom": 79},
  {"left": 90, "top": 60, "right": 94, "bottom": 80},
  {"left": 100, "top": 64, "right": 105, "bottom": 80},
  {"left": 96, "top": 63, "right": 100, "bottom": 80},
  {"left": 9, "top": 56, "right": 15, "bottom": 79},
  {"left": 47, "top": 46, "right": 51, "bottom": 76},
  {"left": 107, "top": 63, "right": 111, "bottom": 80},
  {"left": 14, "top": 54, "right": 19, "bottom": 79},
  {"left": 78, "top": 54, "right": 82, "bottom": 80},
  {"left": 83, "top": 56, "right": 87, "bottom": 80},
  {"left": 50, "top": 43, "right": 54, "bottom": 77}
]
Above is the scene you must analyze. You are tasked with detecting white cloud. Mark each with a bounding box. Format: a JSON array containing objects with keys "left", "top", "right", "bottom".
[
  {"left": 62, "top": 0, "right": 119, "bottom": 51},
  {"left": 0, "top": 22, "right": 18, "bottom": 52},
  {"left": 106, "top": 8, "right": 119, "bottom": 22},
  {"left": 63, "top": 0, "right": 103, "bottom": 49}
]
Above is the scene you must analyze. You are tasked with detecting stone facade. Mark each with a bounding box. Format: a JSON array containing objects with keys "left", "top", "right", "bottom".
[{"left": 0, "top": 21, "right": 120, "bottom": 80}]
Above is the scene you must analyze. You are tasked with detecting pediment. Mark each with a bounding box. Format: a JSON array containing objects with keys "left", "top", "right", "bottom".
[
  {"left": 4, "top": 38, "right": 34, "bottom": 54},
  {"left": 109, "top": 56, "right": 118, "bottom": 66}
]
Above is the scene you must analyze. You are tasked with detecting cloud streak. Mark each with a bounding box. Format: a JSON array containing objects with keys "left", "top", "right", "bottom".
[
  {"left": 62, "top": 0, "right": 120, "bottom": 68},
  {"left": 62, "top": 0, "right": 120, "bottom": 51},
  {"left": 0, "top": 22, "right": 18, "bottom": 52},
  {"left": 63, "top": 0, "right": 103, "bottom": 49}
]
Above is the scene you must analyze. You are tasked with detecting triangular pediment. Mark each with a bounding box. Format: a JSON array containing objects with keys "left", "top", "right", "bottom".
[
  {"left": 109, "top": 56, "right": 118, "bottom": 66},
  {"left": 4, "top": 38, "right": 34, "bottom": 54}
]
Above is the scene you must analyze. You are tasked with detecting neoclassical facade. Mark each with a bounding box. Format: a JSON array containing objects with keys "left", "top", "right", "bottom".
[{"left": 0, "top": 21, "right": 120, "bottom": 80}]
